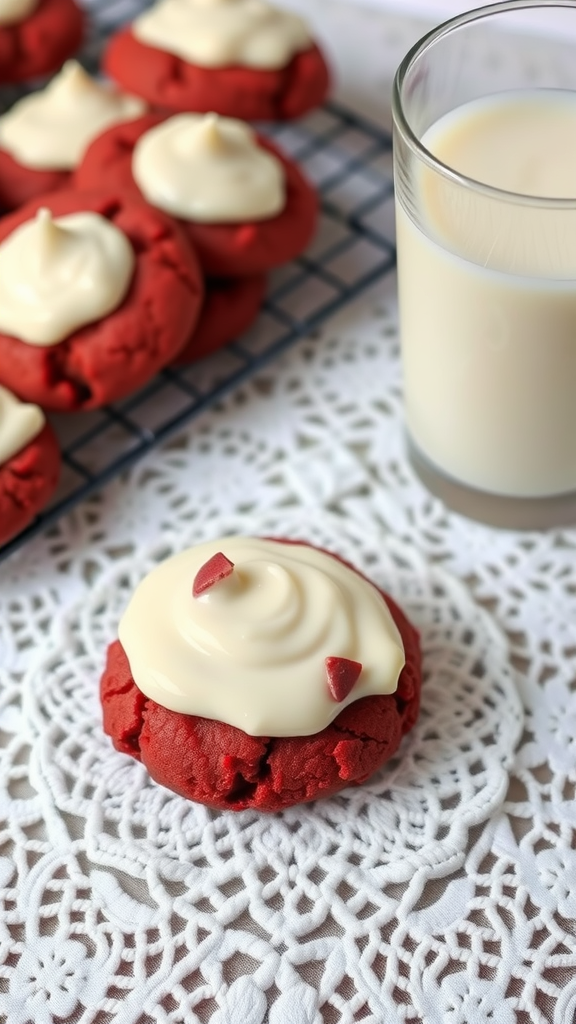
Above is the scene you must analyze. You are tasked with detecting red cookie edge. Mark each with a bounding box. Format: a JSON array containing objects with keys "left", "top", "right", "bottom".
[{"left": 0, "top": 421, "right": 60, "bottom": 546}]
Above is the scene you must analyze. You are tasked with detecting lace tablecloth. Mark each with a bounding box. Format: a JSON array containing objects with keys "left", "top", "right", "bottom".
[{"left": 2, "top": 3, "right": 576, "bottom": 1022}]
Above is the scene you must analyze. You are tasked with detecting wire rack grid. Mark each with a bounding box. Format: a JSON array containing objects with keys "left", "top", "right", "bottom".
[{"left": 0, "top": 25, "right": 396, "bottom": 564}]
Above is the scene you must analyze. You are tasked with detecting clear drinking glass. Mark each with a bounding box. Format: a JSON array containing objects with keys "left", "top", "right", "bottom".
[{"left": 393, "top": 0, "right": 576, "bottom": 528}]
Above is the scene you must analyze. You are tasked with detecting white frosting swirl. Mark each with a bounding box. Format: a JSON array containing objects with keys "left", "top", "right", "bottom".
[
  {"left": 0, "top": 385, "right": 45, "bottom": 466},
  {"left": 0, "top": 208, "right": 135, "bottom": 347},
  {"left": 132, "top": 113, "right": 285, "bottom": 222},
  {"left": 118, "top": 537, "right": 405, "bottom": 737},
  {"left": 133, "top": 0, "right": 311, "bottom": 71},
  {"left": 0, "top": 0, "right": 37, "bottom": 26},
  {"left": 0, "top": 61, "right": 146, "bottom": 171}
]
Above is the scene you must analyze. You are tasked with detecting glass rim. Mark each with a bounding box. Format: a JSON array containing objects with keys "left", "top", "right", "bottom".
[{"left": 392, "top": 0, "right": 576, "bottom": 209}]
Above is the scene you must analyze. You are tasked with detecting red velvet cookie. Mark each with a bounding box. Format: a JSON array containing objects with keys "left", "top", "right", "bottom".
[
  {"left": 0, "top": 190, "right": 204, "bottom": 411},
  {"left": 173, "top": 274, "right": 266, "bottom": 364},
  {"left": 103, "top": 27, "right": 329, "bottom": 121},
  {"left": 0, "top": 0, "right": 84, "bottom": 84},
  {"left": 75, "top": 114, "right": 318, "bottom": 277},
  {"left": 100, "top": 540, "right": 422, "bottom": 813},
  {"left": 0, "top": 421, "right": 60, "bottom": 546}
]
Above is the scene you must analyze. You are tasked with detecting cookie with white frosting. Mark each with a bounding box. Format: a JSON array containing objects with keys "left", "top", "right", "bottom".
[
  {"left": 0, "top": 0, "right": 84, "bottom": 84},
  {"left": 100, "top": 537, "right": 422, "bottom": 812},
  {"left": 0, "top": 385, "right": 60, "bottom": 546},
  {"left": 0, "top": 190, "right": 204, "bottom": 411},
  {"left": 75, "top": 112, "right": 318, "bottom": 277},
  {"left": 103, "top": 0, "right": 329, "bottom": 121},
  {"left": 0, "top": 62, "right": 146, "bottom": 210}
]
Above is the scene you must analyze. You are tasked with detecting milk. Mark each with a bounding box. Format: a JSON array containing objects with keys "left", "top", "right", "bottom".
[{"left": 396, "top": 90, "right": 576, "bottom": 498}]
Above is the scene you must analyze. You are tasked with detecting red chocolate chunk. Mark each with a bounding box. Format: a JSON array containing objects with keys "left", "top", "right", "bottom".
[
  {"left": 325, "top": 656, "right": 362, "bottom": 702},
  {"left": 193, "top": 552, "right": 235, "bottom": 597}
]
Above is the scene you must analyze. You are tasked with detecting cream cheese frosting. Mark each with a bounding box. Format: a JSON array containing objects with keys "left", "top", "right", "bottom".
[
  {"left": 0, "top": 0, "right": 37, "bottom": 26},
  {"left": 0, "top": 208, "right": 135, "bottom": 346},
  {"left": 0, "top": 61, "right": 146, "bottom": 170},
  {"left": 118, "top": 536, "right": 405, "bottom": 737},
  {"left": 132, "top": 113, "right": 285, "bottom": 222},
  {"left": 0, "top": 385, "right": 45, "bottom": 466},
  {"left": 132, "top": 0, "right": 311, "bottom": 71}
]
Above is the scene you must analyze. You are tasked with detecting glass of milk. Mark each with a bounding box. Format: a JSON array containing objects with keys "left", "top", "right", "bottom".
[{"left": 393, "top": 0, "right": 576, "bottom": 528}]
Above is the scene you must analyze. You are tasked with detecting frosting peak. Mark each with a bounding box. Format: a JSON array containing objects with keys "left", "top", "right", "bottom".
[
  {"left": 0, "top": 61, "right": 146, "bottom": 170},
  {"left": 118, "top": 537, "right": 405, "bottom": 737},
  {"left": 0, "top": 208, "right": 135, "bottom": 346},
  {"left": 132, "top": 113, "right": 285, "bottom": 222},
  {"left": 33, "top": 207, "right": 76, "bottom": 271},
  {"left": 174, "top": 112, "right": 229, "bottom": 155},
  {"left": 174, "top": 112, "right": 227, "bottom": 155},
  {"left": 132, "top": 0, "right": 312, "bottom": 71},
  {"left": 49, "top": 60, "right": 98, "bottom": 103}
]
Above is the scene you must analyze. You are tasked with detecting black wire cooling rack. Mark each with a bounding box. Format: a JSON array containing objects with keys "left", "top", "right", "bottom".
[{"left": 0, "top": 8, "right": 396, "bottom": 563}]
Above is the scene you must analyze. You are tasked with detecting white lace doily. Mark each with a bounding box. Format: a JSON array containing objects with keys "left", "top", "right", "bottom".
[{"left": 3, "top": 506, "right": 523, "bottom": 1024}]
